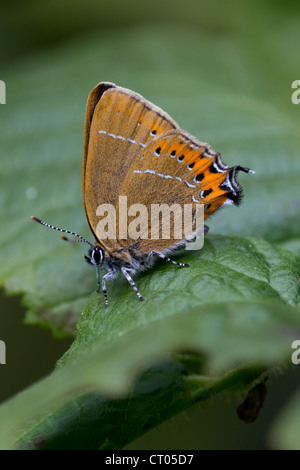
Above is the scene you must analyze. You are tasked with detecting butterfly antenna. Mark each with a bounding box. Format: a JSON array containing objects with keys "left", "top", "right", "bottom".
[
  {"left": 235, "top": 166, "right": 256, "bottom": 174},
  {"left": 31, "top": 216, "right": 93, "bottom": 246}
]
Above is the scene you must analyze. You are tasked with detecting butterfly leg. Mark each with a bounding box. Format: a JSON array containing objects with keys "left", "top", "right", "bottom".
[
  {"left": 149, "top": 251, "right": 190, "bottom": 268},
  {"left": 96, "top": 265, "right": 101, "bottom": 293},
  {"left": 101, "top": 270, "right": 116, "bottom": 307},
  {"left": 121, "top": 267, "right": 144, "bottom": 302}
]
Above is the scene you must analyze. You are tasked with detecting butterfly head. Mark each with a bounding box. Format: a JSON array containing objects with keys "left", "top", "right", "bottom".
[{"left": 30, "top": 216, "right": 105, "bottom": 267}]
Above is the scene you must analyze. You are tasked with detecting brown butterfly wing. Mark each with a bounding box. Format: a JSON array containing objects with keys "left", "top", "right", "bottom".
[
  {"left": 82, "top": 82, "right": 179, "bottom": 253},
  {"left": 118, "top": 129, "right": 244, "bottom": 254}
]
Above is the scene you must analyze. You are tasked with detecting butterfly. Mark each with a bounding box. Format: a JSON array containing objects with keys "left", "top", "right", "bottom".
[{"left": 32, "top": 82, "right": 254, "bottom": 306}]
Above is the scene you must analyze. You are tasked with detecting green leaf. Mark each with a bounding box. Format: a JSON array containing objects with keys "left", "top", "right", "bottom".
[
  {"left": 60, "top": 234, "right": 300, "bottom": 364},
  {"left": 0, "top": 236, "right": 298, "bottom": 449},
  {"left": 3, "top": 299, "right": 300, "bottom": 450},
  {"left": 17, "top": 361, "right": 265, "bottom": 450}
]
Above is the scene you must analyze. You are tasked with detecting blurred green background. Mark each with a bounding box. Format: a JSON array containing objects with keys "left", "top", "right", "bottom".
[{"left": 0, "top": 0, "right": 300, "bottom": 449}]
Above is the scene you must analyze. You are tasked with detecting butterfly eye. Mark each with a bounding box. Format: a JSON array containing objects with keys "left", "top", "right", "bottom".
[{"left": 91, "top": 247, "right": 103, "bottom": 265}]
